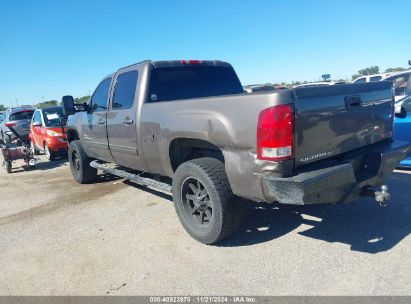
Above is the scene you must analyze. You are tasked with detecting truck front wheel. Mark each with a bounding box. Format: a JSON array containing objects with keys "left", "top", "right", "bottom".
[
  {"left": 172, "top": 157, "right": 244, "bottom": 245},
  {"left": 68, "top": 140, "right": 97, "bottom": 184}
]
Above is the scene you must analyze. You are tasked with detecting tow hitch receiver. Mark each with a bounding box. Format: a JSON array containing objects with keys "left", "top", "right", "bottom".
[{"left": 361, "top": 185, "right": 390, "bottom": 207}]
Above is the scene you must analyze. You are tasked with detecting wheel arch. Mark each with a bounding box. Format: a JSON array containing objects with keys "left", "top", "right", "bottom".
[
  {"left": 66, "top": 127, "right": 80, "bottom": 143},
  {"left": 169, "top": 138, "right": 225, "bottom": 172}
]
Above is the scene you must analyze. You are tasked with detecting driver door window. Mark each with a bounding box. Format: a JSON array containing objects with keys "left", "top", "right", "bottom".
[{"left": 90, "top": 78, "right": 112, "bottom": 112}]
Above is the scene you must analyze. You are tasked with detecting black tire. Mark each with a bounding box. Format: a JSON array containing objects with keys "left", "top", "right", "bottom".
[
  {"left": 30, "top": 141, "right": 40, "bottom": 155},
  {"left": 172, "top": 157, "right": 244, "bottom": 245},
  {"left": 5, "top": 161, "right": 12, "bottom": 173},
  {"left": 68, "top": 140, "right": 97, "bottom": 184},
  {"left": 44, "top": 143, "right": 56, "bottom": 161}
]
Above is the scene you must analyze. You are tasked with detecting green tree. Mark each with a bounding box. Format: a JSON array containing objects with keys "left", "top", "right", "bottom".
[
  {"left": 74, "top": 95, "right": 91, "bottom": 104},
  {"left": 384, "top": 67, "right": 406, "bottom": 73},
  {"left": 352, "top": 66, "right": 380, "bottom": 80},
  {"left": 35, "top": 100, "right": 58, "bottom": 108},
  {"left": 0, "top": 104, "right": 6, "bottom": 111}
]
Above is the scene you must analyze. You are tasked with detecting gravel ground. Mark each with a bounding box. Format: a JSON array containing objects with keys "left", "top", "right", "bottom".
[{"left": 0, "top": 155, "right": 410, "bottom": 295}]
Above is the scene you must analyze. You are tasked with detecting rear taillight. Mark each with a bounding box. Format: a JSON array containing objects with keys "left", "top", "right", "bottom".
[
  {"left": 180, "top": 60, "right": 203, "bottom": 65},
  {"left": 5, "top": 122, "right": 17, "bottom": 127},
  {"left": 257, "top": 104, "right": 294, "bottom": 161}
]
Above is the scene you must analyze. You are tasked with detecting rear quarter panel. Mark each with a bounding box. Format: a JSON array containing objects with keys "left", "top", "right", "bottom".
[{"left": 139, "top": 90, "right": 294, "bottom": 202}]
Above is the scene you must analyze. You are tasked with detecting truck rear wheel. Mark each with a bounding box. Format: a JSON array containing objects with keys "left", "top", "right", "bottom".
[
  {"left": 68, "top": 140, "right": 97, "bottom": 184},
  {"left": 172, "top": 157, "right": 244, "bottom": 245}
]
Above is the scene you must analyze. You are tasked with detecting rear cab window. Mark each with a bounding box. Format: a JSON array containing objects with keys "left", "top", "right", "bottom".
[{"left": 147, "top": 65, "right": 243, "bottom": 103}]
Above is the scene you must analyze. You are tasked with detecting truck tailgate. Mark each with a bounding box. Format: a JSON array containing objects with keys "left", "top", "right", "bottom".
[{"left": 293, "top": 81, "right": 393, "bottom": 167}]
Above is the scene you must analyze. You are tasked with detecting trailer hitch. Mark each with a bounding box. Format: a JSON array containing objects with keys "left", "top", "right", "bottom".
[{"left": 360, "top": 185, "right": 390, "bottom": 207}]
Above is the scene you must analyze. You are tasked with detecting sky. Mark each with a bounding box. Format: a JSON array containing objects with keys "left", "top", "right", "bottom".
[{"left": 0, "top": 0, "right": 410, "bottom": 106}]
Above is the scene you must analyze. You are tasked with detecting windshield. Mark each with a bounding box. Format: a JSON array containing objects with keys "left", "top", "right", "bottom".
[
  {"left": 148, "top": 65, "right": 243, "bottom": 102},
  {"left": 9, "top": 110, "right": 34, "bottom": 121},
  {"left": 43, "top": 107, "right": 64, "bottom": 127}
]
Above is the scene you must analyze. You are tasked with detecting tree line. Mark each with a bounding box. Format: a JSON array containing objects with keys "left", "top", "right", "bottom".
[
  {"left": 0, "top": 95, "right": 91, "bottom": 111},
  {"left": 0, "top": 64, "right": 408, "bottom": 111}
]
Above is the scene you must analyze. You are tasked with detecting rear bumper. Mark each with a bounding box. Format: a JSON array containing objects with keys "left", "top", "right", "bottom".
[{"left": 262, "top": 140, "right": 410, "bottom": 205}]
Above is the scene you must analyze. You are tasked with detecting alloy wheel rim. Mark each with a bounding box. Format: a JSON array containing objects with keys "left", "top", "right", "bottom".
[{"left": 181, "top": 177, "right": 213, "bottom": 227}]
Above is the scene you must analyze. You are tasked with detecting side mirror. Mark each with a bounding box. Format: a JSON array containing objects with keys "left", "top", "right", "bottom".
[
  {"left": 62, "top": 95, "right": 75, "bottom": 116},
  {"left": 395, "top": 106, "right": 407, "bottom": 119},
  {"left": 32, "top": 121, "right": 42, "bottom": 127}
]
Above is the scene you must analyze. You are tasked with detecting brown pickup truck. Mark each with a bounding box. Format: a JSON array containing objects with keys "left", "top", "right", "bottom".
[{"left": 62, "top": 60, "right": 409, "bottom": 244}]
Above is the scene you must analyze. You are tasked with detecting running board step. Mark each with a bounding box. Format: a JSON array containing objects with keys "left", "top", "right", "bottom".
[{"left": 89, "top": 160, "right": 172, "bottom": 194}]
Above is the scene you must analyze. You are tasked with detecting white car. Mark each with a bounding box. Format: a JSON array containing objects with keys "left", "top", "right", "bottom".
[{"left": 351, "top": 73, "right": 394, "bottom": 83}]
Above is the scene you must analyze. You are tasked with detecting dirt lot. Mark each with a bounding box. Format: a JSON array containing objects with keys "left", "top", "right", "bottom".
[{"left": 0, "top": 155, "right": 410, "bottom": 295}]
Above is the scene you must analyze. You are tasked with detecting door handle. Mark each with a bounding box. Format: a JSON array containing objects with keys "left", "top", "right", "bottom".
[
  {"left": 123, "top": 118, "right": 134, "bottom": 125},
  {"left": 97, "top": 119, "right": 105, "bottom": 125}
]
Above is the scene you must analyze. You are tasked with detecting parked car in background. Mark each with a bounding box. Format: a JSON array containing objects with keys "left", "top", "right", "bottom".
[
  {"left": 394, "top": 95, "right": 411, "bottom": 167},
  {"left": 293, "top": 81, "right": 346, "bottom": 88},
  {"left": 0, "top": 107, "right": 35, "bottom": 143},
  {"left": 351, "top": 73, "right": 394, "bottom": 83},
  {"left": 29, "top": 106, "right": 68, "bottom": 160}
]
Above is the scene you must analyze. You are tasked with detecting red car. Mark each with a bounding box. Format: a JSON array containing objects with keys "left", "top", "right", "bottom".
[{"left": 29, "top": 106, "right": 68, "bottom": 160}]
